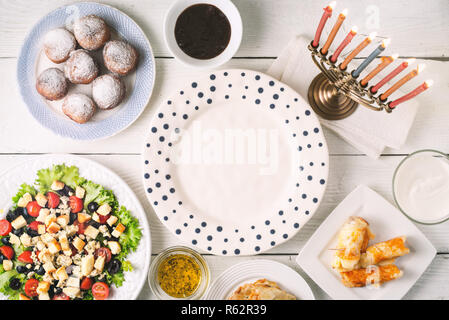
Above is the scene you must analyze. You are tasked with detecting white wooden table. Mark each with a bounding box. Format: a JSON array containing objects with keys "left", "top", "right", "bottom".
[{"left": 1, "top": 0, "right": 449, "bottom": 300}]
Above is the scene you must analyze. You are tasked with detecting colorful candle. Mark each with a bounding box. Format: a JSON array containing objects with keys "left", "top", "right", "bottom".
[
  {"left": 321, "top": 9, "right": 348, "bottom": 55},
  {"left": 352, "top": 38, "right": 391, "bottom": 78},
  {"left": 389, "top": 80, "right": 433, "bottom": 109},
  {"left": 340, "top": 32, "right": 377, "bottom": 70},
  {"left": 330, "top": 26, "right": 358, "bottom": 63},
  {"left": 370, "top": 58, "right": 416, "bottom": 94},
  {"left": 380, "top": 64, "right": 425, "bottom": 101},
  {"left": 360, "top": 54, "right": 398, "bottom": 86},
  {"left": 312, "top": 1, "right": 336, "bottom": 48}
]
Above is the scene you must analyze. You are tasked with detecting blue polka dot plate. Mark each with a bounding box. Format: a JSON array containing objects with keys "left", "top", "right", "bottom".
[
  {"left": 17, "top": 2, "right": 155, "bottom": 140},
  {"left": 143, "top": 69, "right": 329, "bottom": 256}
]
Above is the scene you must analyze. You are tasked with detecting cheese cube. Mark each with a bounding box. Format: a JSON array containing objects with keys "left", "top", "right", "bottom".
[
  {"left": 108, "top": 241, "right": 121, "bottom": 255},
  {"left": 94, "top": 256, "right": 105, "bottom": 272},
  {"left": 56, "top": 255, "right": 72, "bottom": 267},
  {"left": 48, "top": 239, "right": 61, "bottom": 254},
  {"left": 75, "top": 186, "right": 85, "bottom": 199},
  {"left": 77, "top": 212, "right": 91, "bottom": 224},
  {"left": 35, "top": 193, "right": 48, "bottom": 207},
  {"left": 3, "top": 260, "right": 13, "bottom": 271},
  {"left": 97, "top": 203, "right": 111, "bottom": 216},
  {"left": 59, "top": 234, "right": 70, "bottom": 251},
  {"left": 40, "top": 233, "right": 54, "bottom": 244},
  {"left": 56, "top": 215, "right": 69, "bottom": 227},
  {"left": 47, "top": 221, "right": 60, "bottom": 234},
  {"left": 17, "top": 193, "right": 32, "bottom": 207},
  {"left": 106, "top": 215, "right": 118, "bottom": 227},
  {"left": 11, "top": 215, "right": 27, "bottom": 230},
  {"left": 66, "top": 276, "right": 80, "bottom": 288},
  {"left": 9, "top": 233, "right": 21, "bottom": 246},
  {"left": 63, "top": 250, "right": 72, "bottom": 256},
  {"left": 81, "top": 255, "right": 94, "bottom": 277},
  {"left": 20, "top": 233, "right": 31, "bottom": 247},
  {"left": 36, "top": 241, "right": 46, "bottom": 251},
  {"left": 63, "top": 287, "right": 80, "bottom": 299},
  {"left": 112, "top": 223, "right": 125, "bottom": 238},
  {"left": 73, "top": 237, "right": 85, "bottom": 252},
  {"left": 66, "top": 225, "right": 78, "bottom": 237},
  {"left": 19, "top": 293, "right": 30, "bottom": 300},
  {"left": 37, "top": 281, "right": 50, "bottom": 294},
  {"left": 84, "top": 226, "right": 99, "bottom": 239},
  {"left": 92, "top": 213, "right": 100, "bottom": 223},
  {"left": 54, "top": 267, "right": 68, "bottom": 282},
  {"left": 43, "top": 262, "right": 56, "bottom": 273},
  {"left": 39, "top": 293, "right": 50, "bottom": 300},
  {"left": 51, "top": 180, "right": 64, "bottom": 191},
  {"left": 37, "top": 224, "right": 46, "bottom": 235},
  {"left": 36, "top": 208, "right": 50, "bottom": 223},
  {"left": 45, "top": 214, "right": 57, "bottom": 227}
]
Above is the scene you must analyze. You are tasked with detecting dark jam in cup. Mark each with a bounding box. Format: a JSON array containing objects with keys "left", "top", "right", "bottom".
[{"left": 174, "top": 4, "right": 231, "bottom": 60}]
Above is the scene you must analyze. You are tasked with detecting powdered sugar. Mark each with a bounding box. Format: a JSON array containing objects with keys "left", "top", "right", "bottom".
[
  {"left": 74, "top": 15, "right": 110, "bottom": 50},
  {"left": 92, "top": 74, "right": 126, "bottom": 109},
  {"left": 62, "top": 93, "right": 96, "bottom": 123},
  {"left": 64, "top": 49, "right": 98, "bottom": 84},
  {"left": 36, "top": 68, "right": 68, "bottom": 100},
  {"left": 43, "top": 28, "right": 76, "bottom": 63}
]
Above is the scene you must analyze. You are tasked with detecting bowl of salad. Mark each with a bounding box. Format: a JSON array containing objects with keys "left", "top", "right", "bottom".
[{"left": 0, "top": 155, "right": 150, "bottom": 300}]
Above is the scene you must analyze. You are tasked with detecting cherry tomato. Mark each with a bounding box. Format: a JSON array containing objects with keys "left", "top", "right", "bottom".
[
  {"left": 28, "top": 221, "right": 42, "bottom": 231},
  {"left": 0, "top": 220, "right": 12, "bottom": 236},
  {"left": 94, "top": 247, "right": 112, "bottom": 263},
  {"left": 73, "top": 220, "right": 87, "bottom": 235},
  {"left": 52, "top": 293, "right": 70, "bottom": 300},
  {"left": 69, "top": 196, "right": 83, "bottom": 213},
  {"left": 18, "top": 251, "right": 33, "bottom": 264},
  {"left": 92, "top": 282, "right": 109, "bottom": 300},
  {"left": 24, "top": 279, "right": 39, "bottom": 297},
  {"left": 47, "top": 192, "right": 60, "bottom": 209},
  {"left": 99, "top": 214, "right": 111, "bottom": 224},
  {"left": 26, "top": 201, "right": 41, "bottom": 217},
  {"left": 80, "top": 277, "right": 93, "bottom": 290},
  {"left": 0, "top": 245, "right": 14, "bottom": 260}
]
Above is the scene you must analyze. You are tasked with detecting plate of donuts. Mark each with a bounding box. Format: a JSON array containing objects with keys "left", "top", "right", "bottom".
[{"left": 17, "top": 2, "right": 156, "bottom": 140}]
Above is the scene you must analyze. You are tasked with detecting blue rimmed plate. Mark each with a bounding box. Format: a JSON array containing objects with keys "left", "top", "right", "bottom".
[
  {"left": 142, "top": 69, "right": 329, "bottom": 256},
  {"left": 17, "top": 2, "right": 155, "bottom": 140}
]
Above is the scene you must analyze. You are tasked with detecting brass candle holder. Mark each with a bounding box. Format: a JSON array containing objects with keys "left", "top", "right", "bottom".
[{"left": 307, "top": 41, "right": 393, "bottom": 120}]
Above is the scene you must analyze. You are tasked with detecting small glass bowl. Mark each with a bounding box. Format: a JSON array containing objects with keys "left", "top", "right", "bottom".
[
  {"left": 148, "top": 246, "right": 210, "bottom": 300},
  {"left": 392, "top": 149, "right": 449, "bottom": 225}
]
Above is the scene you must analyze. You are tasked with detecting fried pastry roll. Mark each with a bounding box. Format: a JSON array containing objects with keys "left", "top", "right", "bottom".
[
  {"left": 359, "top": 236, "right": 410, "bottom": 268},
  {"left": 340, "top": 264, "right": 403, "bottom": 288},
  {"left": 332, "top": 217, "right": 375, "bottom": 271}
]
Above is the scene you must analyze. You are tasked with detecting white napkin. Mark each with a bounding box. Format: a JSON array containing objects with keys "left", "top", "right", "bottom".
[{"left": 267, "top": 35, "right": 419, "bottom": 158}]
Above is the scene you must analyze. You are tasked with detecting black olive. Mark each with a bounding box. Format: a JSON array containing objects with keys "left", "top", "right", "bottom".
[
  {"left": 1, "top": 237, "right": 10, "bottom": 245},
  {"left": 69, "top": 212, "right": 77, "bottom": 225},
  {"left": 36, "top": 265, "right": 45, "bottom": 276},
  {"left": 16, "top": 265, "right": 27, "bottom": 274},
  {"left": 0, "top": 255, "right": 4, "bottom": 263},
  {"left": 54, "top": 287, "right": 62, "bottom": 295},
  {"left": 14, "top": 207, "right": 26, "bottom": 217},
  {"left": 12, "top": 228, "right": 24, "bottom": 236},
  {"left": 106, "top": 259, "right": 121, "bottom": 275},
  {"left": 87, "top": 202, "right": 99, "bottom": 213},
  {"left": 32, "top": 296, "right": 38, "bottom": 300},
  {"left": 9, "top": 278, "right": 22, "bottom": 290},
  {"left": 90, "top": 221, "right": 100, "bottom": 229},
  {"left": 6, "top": 210, "right": 18, "bottom": 222},
  {"left": 26, "top": 228, "right": 39, "bottom": 237}
]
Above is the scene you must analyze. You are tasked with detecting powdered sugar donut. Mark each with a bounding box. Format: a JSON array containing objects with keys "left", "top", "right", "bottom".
[
  {"left": 64, "top": 49, "right": 99, "bottom": 84},
  {"left": 103, "top": 40, "right": 138, "bottom": 75},
  {"left": 36, "top": 68, "right": 68, "bottom": 101},
  {"left": 73, "top": 15, "right": 110, "bottom": 51},
  {"left": 92, "top": 74, "right": 126, "bottom": 110},
  {"left": 43, "top": 28, "right": 76, "bottom": 63},
  {"left": 62, "top": 93, "right": 96, "bottom": 124}
]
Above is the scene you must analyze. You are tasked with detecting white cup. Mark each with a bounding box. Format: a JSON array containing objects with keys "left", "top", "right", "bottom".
[{"left": 164, "top": 0, "right": 243, "bottom": 69}]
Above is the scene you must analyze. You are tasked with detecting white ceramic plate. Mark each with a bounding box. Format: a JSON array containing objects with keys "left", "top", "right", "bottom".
[
  {"left": 17, "top": 2, "right": 156, "bottom": 140},
  {"left": 142, "top": 69, "right": 329, "bottom": 256},
  {"left": 204, "top": 259, "right": 315, "bottom": 300},
  {"left": 0, "top": 154, "right": 151, "bottom": 300},
  {"left": 296, "top": 185, "right": 436, "bottom": 300}
]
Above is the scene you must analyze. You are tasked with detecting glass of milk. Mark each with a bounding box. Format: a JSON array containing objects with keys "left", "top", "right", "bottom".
[{"left": 393, "top": 149, "right": 449, "bottom": 224}]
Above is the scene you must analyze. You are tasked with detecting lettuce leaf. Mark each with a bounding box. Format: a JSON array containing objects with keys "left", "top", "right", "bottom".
[
  {"left": 81, "top": 181, "right": 118, "bottom": 210},
  {"left": 0, "top": 270, "right": 24, "bottom": 300},
  {"left": 12, "top": 183, "right": 37, "bottom": 205},
  {"left": 116, "top": 206, "right": 142, "bottom": 256},
  {"left": 36, "top": 164, "right": 84, "bottom": 192}
]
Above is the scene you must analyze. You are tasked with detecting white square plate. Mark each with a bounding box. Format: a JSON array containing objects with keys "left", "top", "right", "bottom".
[{"left": 296, "top": 185, "right": 436, "bottom": 300}]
